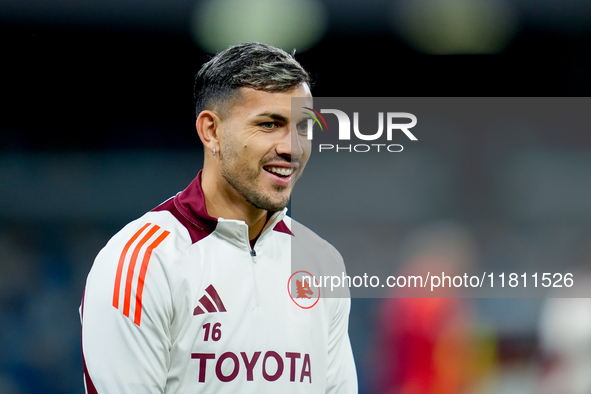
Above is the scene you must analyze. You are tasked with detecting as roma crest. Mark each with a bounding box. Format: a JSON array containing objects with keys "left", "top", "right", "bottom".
[{"left": 287, "top": 270, "right": 320, "bottom": 309}]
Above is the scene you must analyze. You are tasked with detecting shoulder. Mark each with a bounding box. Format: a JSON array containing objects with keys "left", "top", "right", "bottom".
[
  {"left": 102, "top": 207, "right": 193, "bottom": 262},
  {"left": 284, "top": 216, "right": 345, "bottom": 267},
  {"left": 83, "top": 203, "right": 197, "bottom": 327},
  {"left": 86, "top": 203, "right": 195, "bottom": 288}
]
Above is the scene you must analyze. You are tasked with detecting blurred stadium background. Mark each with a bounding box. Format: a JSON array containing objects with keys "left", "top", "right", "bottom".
[{"left": 1, "top": 0, "right": 591, "bottom": 393}]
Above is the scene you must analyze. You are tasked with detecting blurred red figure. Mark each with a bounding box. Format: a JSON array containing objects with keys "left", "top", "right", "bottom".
[{"left": 374, "top": 222, "right": 483, "bottom": 394}]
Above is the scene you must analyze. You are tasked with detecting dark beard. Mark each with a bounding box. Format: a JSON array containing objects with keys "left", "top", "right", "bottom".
[{"left": 221, "top": 165, "right": 290, "bottom": 212}]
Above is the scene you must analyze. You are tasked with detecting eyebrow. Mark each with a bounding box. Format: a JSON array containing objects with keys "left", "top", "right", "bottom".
[{"left": 256, "top": 112, "right": 289, "bottom": 123}]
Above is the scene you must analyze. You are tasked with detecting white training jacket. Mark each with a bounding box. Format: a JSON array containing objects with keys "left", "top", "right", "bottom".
[{"left": 81, "top": 171, "right": 358, "bottom": 393}]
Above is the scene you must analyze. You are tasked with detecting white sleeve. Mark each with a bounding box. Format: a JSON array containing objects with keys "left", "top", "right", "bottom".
[
  {"left": 324, "top": 246, "right": 358, "bottom": 393},
  {"left": 80, "top": 220, "right": 176, "bottom": 394},
  {"left": 325, "top": 296, "right": 358, "bottom": 394}
]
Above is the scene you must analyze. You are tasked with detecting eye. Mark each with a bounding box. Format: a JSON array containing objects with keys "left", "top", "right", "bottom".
[
  {"left": 296, "top": 119, "right": 310, "bottom": 134},
  {"left": 259, "top": 122, "right": 278, "bottom": 130}
]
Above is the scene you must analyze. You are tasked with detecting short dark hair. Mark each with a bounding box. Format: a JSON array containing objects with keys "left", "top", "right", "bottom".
[{"left": 194, "top": 42, "right": 311, "bottom": 118}]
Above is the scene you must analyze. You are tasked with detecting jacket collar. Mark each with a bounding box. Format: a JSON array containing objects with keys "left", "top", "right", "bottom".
[{"left": 174, "top": 170, "right": 293, "bottom": 243}]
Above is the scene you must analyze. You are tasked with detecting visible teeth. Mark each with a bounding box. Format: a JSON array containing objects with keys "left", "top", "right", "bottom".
[{"left": 267, "top": 167, "right": 293, "bottom": 176}]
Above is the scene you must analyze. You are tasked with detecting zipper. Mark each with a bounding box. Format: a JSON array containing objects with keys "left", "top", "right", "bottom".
[{"left": 246, "top": 227, "right": 260, "bottom": 307}]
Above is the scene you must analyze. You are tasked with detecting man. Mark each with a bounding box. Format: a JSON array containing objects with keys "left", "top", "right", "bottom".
[{"left": 80, "top": 42, "right": 357, "bottom": 393}]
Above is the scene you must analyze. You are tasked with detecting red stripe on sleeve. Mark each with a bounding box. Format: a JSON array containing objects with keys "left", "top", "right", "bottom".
[
  {"left": 123, "top": 225, "right": 160, "bottom": 317},
  {"left": 113, "top": 223, "right": 151, "bottom": 309},
  {"left": 133, "top": 230, "right": 170, "bottom": 326}
]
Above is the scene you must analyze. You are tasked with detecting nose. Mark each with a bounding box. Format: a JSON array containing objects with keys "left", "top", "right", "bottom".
[{"left": 277, "top": 125, "right": 303, "bottom": 160}]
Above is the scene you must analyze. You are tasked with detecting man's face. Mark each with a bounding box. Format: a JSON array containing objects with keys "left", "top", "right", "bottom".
[{"left": 217, "top": 84, "right": 312, "bottom": 212}]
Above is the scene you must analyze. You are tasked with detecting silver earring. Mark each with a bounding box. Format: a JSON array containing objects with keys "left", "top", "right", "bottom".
[{"left": 213, "top": 147, "right": 216, "bottom": 156}]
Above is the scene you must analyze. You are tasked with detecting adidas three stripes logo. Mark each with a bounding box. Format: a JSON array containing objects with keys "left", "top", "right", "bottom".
[{"left": 194, "top": 285, "right": 227, "bottom": 315}]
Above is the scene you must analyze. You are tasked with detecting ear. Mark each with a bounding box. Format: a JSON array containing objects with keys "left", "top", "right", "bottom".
[{"left": 196, "top": 110, "right": 221, "bottom": 155}]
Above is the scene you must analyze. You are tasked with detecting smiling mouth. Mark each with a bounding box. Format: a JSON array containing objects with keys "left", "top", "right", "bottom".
[{"left": 263, "top": 166, "right": 294, "bottom": 178}]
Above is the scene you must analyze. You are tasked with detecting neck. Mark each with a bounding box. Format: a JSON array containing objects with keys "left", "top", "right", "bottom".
[{"left": 201, "top": 168, "right": 268, "bottom": 241}]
